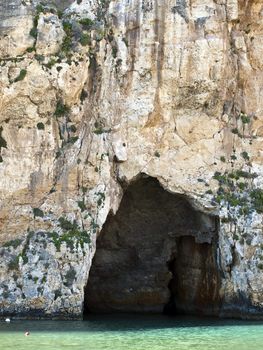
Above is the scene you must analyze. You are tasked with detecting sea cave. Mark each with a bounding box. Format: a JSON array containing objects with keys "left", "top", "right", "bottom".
[{"left": 84, "top": 176, "right": 220, "bottom": 316}]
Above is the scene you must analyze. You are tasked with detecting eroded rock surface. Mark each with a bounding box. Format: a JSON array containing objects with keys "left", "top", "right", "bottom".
[{"left": 0, "top": 0, "right": 262, "bottom": 319}]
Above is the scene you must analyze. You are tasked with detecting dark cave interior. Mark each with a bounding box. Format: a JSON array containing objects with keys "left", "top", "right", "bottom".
[{"left": 84, "top": 176, "right": 220, "bottom": 316}]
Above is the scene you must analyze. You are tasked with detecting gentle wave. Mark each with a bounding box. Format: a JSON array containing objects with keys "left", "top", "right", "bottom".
[{"left": 0, "top": 314, "right": 263, "bottom": 350}]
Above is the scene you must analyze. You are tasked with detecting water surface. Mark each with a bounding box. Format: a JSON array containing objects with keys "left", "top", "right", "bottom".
[{"left": 1, "top": 314, "right": 263, "bottom": 350}]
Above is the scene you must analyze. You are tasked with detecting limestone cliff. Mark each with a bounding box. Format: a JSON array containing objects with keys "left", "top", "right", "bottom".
[{"left": 0, "top": 0, "right": 263, "bottom": 319}]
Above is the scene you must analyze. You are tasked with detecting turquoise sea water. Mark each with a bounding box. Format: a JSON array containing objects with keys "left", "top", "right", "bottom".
[{"left": 0, "top": 314, "right": 263, "bottom": 350}]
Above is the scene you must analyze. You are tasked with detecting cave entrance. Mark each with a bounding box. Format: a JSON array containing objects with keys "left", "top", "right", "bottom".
[{"left": 84, "top": 176, "right": 220, "bottom": 316}]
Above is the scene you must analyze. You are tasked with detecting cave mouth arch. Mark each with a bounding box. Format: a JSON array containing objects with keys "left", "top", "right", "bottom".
[{"left": 84, "top": 176, "right": 221, "bottom": 316}]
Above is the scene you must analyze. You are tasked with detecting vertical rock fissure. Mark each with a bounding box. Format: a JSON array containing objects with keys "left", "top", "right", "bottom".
[
  {"left": 163, "top": 253, "right": 177, "bottom": 315},
  {"left": 164, "top": 236, "right": 221, "bottom": 316}
]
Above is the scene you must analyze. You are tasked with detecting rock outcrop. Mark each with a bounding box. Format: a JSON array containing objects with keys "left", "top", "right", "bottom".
[{"left": 0, "top": 0, "right": 262, "bottom": 319}]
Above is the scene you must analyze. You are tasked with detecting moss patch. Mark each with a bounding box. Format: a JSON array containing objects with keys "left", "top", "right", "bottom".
[
  {"left": 3, "top": 239, "right": 23, "bottom": 249},
  {"left": 54, "top": 100, "right": 70, "bottom": 117},
  {"left": 14, "top": 69, "right": 27, "bottom": 82},
  {"left": 37, "top": 122, "right": 45, "bottom": 130},
  {"left": 33, "top": 208, "right": 44, "bottom": 218}
]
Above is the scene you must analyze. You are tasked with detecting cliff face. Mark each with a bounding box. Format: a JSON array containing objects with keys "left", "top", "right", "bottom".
[{"left": 0, "top": 0, "right": 263, "bottom": 319}]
